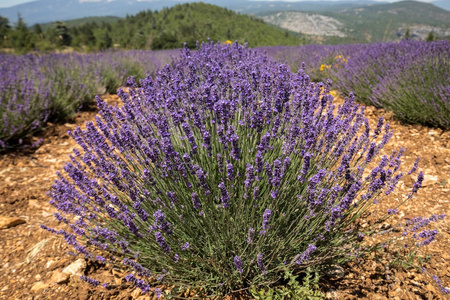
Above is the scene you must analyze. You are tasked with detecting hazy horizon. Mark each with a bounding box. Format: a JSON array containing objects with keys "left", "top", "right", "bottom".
[{"left": 0, "top": 0, "right": 440, "bottom": 9}]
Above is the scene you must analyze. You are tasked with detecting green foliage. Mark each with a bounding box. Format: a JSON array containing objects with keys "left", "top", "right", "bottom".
[
  {"left": 250, "top": 268, "right": 324, "bottom": 300},
  {"left": 0, "top": 16, "right": 10, "bottom": 48},
  {"left": 54, "top": 21, "right": 72, "bottom": 47},
  {"left": 33, "top": 24, "right": 42, "bottom": 35},
  {"left": 97, "top": 30, "right": 112, "bottom": 50},
  {"left": 12, "top": 15, "right": 34, "bottom": 52}
]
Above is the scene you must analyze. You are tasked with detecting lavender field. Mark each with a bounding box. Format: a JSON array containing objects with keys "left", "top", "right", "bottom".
[
  {"left": 260, "top": 40, "right": 450, "bottom": 128},
  {"left": 0, "top": 49, "right": 179, "bottom": 150},
  {"left": 1, "top": 41, "right": 450, "bottom": 299},
  {"left": 1, "top": 40, "right": 449, "bottom": 151}
]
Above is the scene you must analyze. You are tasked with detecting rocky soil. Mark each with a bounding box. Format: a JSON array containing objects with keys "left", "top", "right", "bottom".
[{"left": 0, "top": 92, "right": 449, "bottom": 299}]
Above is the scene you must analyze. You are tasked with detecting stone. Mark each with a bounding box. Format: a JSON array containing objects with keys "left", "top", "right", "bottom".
[
  {"left": 51, "top": 270, "right": 69, "bottom": 284},
  {"left": 0, "top": 216, "right": 26, "bottom": 229},
  {"left": 422, "top": 175, "right": 438, "bottom": 187},
  {"left": 426, "top": 284, "right": 436, "bottom": 293},
  {"left": 62, "top": 258, "right": 86, "bottom": 276},
  {"left": 131, "top": 289, "right": 142, "bottom": 298},
  {"left": 30, "top": 281, "right": 49, "bottom": 292},
  {"left": 46, "top": 260, "right": 57, "bottom": 269}
]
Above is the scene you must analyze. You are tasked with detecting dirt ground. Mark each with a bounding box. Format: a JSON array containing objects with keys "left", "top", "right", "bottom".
[{"left": 0, "top": 92, "right": 449, "bottom": 300}]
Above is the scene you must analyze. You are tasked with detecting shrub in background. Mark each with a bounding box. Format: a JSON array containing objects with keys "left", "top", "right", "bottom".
[
  {"left": 328, "top": 40, "right": 450, "bottom": 129},
  {"left": 260, "top": 40, "right": 450, "bottom": 129},
  {"left": 0, "top": 49, "right": 177, "bottom": 150},
  {"left": 43, "top": 42, "right": 436, "bottom": 298}
]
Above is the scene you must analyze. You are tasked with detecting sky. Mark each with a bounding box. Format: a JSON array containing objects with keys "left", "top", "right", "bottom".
[{"left": 0, "top": 0, "right": 439, "bottom": 8}]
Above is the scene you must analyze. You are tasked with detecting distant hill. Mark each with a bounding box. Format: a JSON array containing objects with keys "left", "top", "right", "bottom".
[
  {"left": 0, "top": 0, "right": 387, "bottom": 25},
  {"left": 55, "top": 2, "right": 302, "bottom": 50},
  {"left": 261, "top": 0, "right": 450, "bottom": 43}
]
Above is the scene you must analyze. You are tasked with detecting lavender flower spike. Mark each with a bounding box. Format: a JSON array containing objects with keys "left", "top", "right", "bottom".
[
  {"left": 260, "top": 209, "right": 272, "bottom": 235},
  {"left": 234, "top": 256, "right": 243, "bottom": 273}
]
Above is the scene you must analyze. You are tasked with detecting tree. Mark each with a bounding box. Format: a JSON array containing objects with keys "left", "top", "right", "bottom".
[
  {"left": 33, "top": 24, "right": 42, "bottom": 35},
  {"left": 151, "top": 32, "right": 179, "bottom": 50},
  {"left": 426, "top": 31, "right": 434, "bottom": 42},
  {"left": 12, "top": 14, "right": 33, "bottom": 51},
  {"left": 97, "top": 30, "right": 112, "bottom": 49},
  {"left": 54, "top": 21, "right": 72, "bottom": 46},
  {"left": 80, "top": 24, "right": 96, "bottom": 48},
  {"left": 132, "top": 29, "right": 148, "bottom": 49},
  {"left": 0, "top": 16, "right": 10, "bottom": 47}
]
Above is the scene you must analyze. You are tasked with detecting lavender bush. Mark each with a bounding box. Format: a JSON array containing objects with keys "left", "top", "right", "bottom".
[
  {"left": 43, "top": 42, "right": 434, "bottom": 297},
  {"left": 0, "top": 49, "right": 177, "bottom": 150}
]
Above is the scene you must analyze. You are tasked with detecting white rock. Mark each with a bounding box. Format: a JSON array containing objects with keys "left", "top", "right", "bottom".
[
  {"left": 46, "top": 260, "right": 56, "bottom": 269},
  {"left": 422, "top": 175, "right": 439, "bottom": 187},
  {"left": 62, "top": 258, "right": 86, "bottom": 276}
]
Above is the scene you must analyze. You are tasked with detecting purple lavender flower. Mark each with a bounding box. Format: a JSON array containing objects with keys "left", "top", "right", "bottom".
[
  {"left": 218, "top": 182, "right": 230, "bottom": 208},
  {"left": 234, "top": 256, "right": 243, "bottom": 273},
  {"left": 257, "top": 253, "right": 267, "bottom": 275},
  {"left": 387, "top": 208, "right": 399, "bottom": 215},
  {"left": 412, "top": 171, "right": 424, "bottom": 194},
  {"left": 226, "top": 163, "right": 234, "bottom": 181},
  {"left": 298, "top": 152, "right": 311, "bottom": 182},
  {"left": 295, "top": 244, "right": 317, "bottom": 265},
  {"left": 155, "top": 231, "right": 171, "bottom": 254},
  {"left": 153, "top": 210, "right": 172, "bottom": 235},
  {"left": 154, "top": 288, "right": 163, "bottom": 298},
  {"left": 244, "top": 164, "right": 255, "bottom": 191},
  {"left": 260, "top": 209, "right": 271, "bottom": 235},
  {"left": 247, "top": 228, "right": 255, "bottom": 244},
  {"left": 80, "top": 275, "right": 100, "bottom": 287},
  {"left": 181, "top": 242, "right": 190, "bottom": 250},
  {"left": 191, "top": 192, "right": 202, "bottom": 211},
  {"left": 217, "top": 153, "right": 223, "bottom": 171},
  {"left": 125, "top": 274, "right": 151, "bottom": 293}
]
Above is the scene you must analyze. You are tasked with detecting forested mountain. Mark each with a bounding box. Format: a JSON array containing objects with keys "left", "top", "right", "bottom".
[{"left": 0, "top": 3, "right": 302, "bottom": 52}]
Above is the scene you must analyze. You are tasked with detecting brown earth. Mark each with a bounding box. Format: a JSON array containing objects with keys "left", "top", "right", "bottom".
[{"left": 0, "top": 92, "right": 449, "bottom": 300}]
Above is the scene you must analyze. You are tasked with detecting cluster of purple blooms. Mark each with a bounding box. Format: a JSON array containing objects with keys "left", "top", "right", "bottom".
[
  {"left": 402, "top": 214, "right": 446, "bottom": 248},
  {"left": 44, "top": 41, "right": 432, "bottom": 296}
]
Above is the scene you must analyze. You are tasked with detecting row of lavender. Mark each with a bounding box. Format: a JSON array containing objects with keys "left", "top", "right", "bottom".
[
  {"left": 260, "top": 40, "right": 450, "bottom": 129},
  {"left": 43, "top": 42, "right": 447, "bottom": 298},
  {"left": 0, "top": 50, "right": 178, "bottom": 150}
]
